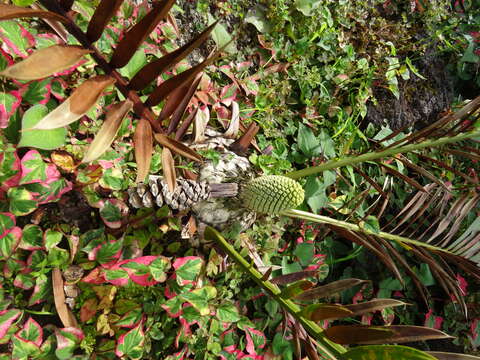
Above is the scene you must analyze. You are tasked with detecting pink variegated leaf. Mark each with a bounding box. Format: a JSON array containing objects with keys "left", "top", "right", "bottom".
[
  {"left": 114, "top": 308, "right": 143, "bottom": 328},
  {"left": 0, "top": 226, "right": 21, "bottom": 260},
  {"left": 13, "top": 273, "right": 35, "bottom": 290},
  {"left": 118, "top": 256, "right": 158, "bottom": 286},
  {"left": 0, "top": 212, "right": 15, "bottom": 239},
  {"left": 0, "top": 308, "right": 22, "bottom": 339},
  {"left": 16, "top": 317, "right": 43, "bottom": 346},
  {"left": 0, "top": 147, "right": 21, "bottom": 191},
  {"left": 115, "top": 321, "right": 145, "bottom": 359},
  {"left": 99, "top": 199, "right": 129, "bottom": 229},
  {"left": 161, "top": 295, "right": 183, "bottom": 318},
  {"left": 89, "top": 238, "right": 123, "bottom": 264},
  {"left": 0, "top": 90, "right": 21, "bottom": 128},
  {"left": 173, "top": 256, "right": 203, "bottom": 286},
  {"left": 28, "top": 274, "right": 50, "bottom": 306},
  {"left": 244, "top": 327, "right": 266, "bottom": 355},
  {"left": 220, "top": 83, "right": 238, "bottom": 107},
  {"left": 11, "top": 334, "right": 40, "bottom": 359},
  {"left": 104, "top": 268, "right": 130, "bottom": 286},
  {"left": 55, "top": 327, "right": 84, "bottom": 360},
  {"left": 81, "top": 267, "right": 106, "bottom": 285}
]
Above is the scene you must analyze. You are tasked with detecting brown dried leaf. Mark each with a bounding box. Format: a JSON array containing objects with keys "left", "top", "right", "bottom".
[
  {"left": 80, "top": 297, "right": 98, "bottom": 323},
  {"left": 378, "top": 162, "right": 426, "bottom": 193},
  {"left": 194, "top": 106, "right": 210, "bottom": 143},
  {"left": 129, "top": 21, "right": 218, "bottom": 90},
  {"left": 0, "top": 4, "right": 68, "bottom": 22},
  {"left": 271, "top": 270, "right": 318, "bottom": 285},
  {"left": 325, "top": 325, "right": 453, "bottom": 345},
  {"left": 0, "top": 45, "right": 91, "bottom": 81},
  {"left": 295, "top": 279, "right": 369, "bottom": 301},
  {"left": 167, "top": 73, "right": 203, "bottom": 135},
  {"left": 87, "top": 0, "right": 124, "bottom": 42},
  {"left": 109, "top": 0, "right": 176, "bottom": 68},
  {"left": 345, "top": 299, "right": 407, "bottom": 316},
  {"left": 134, "top": 119, "right": 153, "bottom": 183},
  {"left": 33, "top": 75, "right": 115, "bottom": 130},
  {"left": 175, "top": 107, "right": 198, "bottom": 141},
  {"left": 230, "top": 122, "right": 259, "bottom": 154},
  {"left": 154, "top": 133, "right": 202, "bottom": 162},
  {"left": 146, "top": 50, "right": 221, "bottom": 106},
  {"left": 83, "top": 100, "right": 133, "bottom": 162},
  {"left": 224, "top": 101, "right": 240, "bottom": 139},
  {"left": 281, "top": 280, "right": 315, "bottom": 299},
  {"left": 427, "top": 352, "right": 480, "bottom": 360},
  {"left": 161, "top": 147, "right": 176, "bottom": 192},
  {"left": 52, "top": 268, "right": 78, "bottom": 328},
  {"left": 301, "top": 303, "right": 354, "bottom": 322}
]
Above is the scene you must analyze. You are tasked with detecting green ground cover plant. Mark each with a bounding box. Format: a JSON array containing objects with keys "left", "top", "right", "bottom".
[{"left": 0, "top": 0, "right": 479, "bottom": 359}]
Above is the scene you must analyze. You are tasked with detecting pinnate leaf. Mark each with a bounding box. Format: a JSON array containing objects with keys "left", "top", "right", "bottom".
[
  {"left": 32, "top": 75, "right": 115, "bottom": 130},
  {"left": 134, "top": 119, "right": 153, "bottom": 183},
  {"left": 0, "top": 45, "right": 90, "bottom": 81},
  {"left": 83, "top": 100, "right": 132, "bottom": 162}
]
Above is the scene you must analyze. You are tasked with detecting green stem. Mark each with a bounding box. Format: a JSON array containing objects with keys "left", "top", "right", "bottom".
[
  {"left": 285, "top": 130, "right": 480, "bottom": 179},
  {"left": 282, "top": 209, "right": 453, "bottom": 254},
  {"left": 204, "top": 227, "right": 346, "bottom": 359}
]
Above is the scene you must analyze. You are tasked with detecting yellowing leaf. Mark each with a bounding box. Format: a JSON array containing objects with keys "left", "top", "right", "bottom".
[
  {"left": 134, "top": 119, "right": 153, "bottom": 183},
  {"left": 83, "top": 100, "right": 133, "bottom": 162},
  {"left": 32, "top": 75, "right": 115, "bottom": 130},
  {"left": 0, "top": 45, "right": 91, "bottom": 81}
]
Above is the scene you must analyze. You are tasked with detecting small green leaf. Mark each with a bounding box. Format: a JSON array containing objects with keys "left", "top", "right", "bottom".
[
  {"left": 7, "top": 187, "right": 37, "bottom": 216},
  {"left": 216, "top": 303, "right": 240, "bottom": 323},
  {"left": 18, "top": 105, "right": 67, "bottom": 150}
]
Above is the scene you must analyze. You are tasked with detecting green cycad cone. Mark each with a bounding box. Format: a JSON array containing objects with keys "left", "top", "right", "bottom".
[{"left": 241, "top": 175, "right": 305, "bottom": 215}]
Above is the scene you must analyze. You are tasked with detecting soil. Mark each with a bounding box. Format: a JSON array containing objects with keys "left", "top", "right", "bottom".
[{"left": 365, "top": 45, "right": 455, "bottom": 130}]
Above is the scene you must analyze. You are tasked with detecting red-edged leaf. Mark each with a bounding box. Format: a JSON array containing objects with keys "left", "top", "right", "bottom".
[
  {"left": 55, "top": 327, "right": 84, "bottom": 360},
  {"left": 86, "top": 0, "right": 124, "bottom": 42},
  {"left": 173, "top": 256, "right": 203, "bottom": 286},
  {"left": 129, "top": 21, "right": 217, "bottom": 90},
  {"left": 16, "top": 317, "right": 43, "bottom": 346},
  {"left": 109, "top": 0, "right": 176, "bottom": 68},
  {"left": 0, "top": 4, "right": 68, "bottom": 22},
  {"left": 134, "top": 119, "right": 153, "bottom": 183},
  {"left": 115, "top": 322, "right": 144, "bottom": 359},
  {"left": 0, "top": 309, "right": 22, "bottom": 339}
]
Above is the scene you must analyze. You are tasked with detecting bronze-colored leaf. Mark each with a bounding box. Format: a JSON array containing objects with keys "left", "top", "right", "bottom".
[
  {"left": 0, "top": 45, "right": 91, "bottom": 81},
  {"left": 134, "top": 119, "right": 153, "bottom": 183},
  {"left": 271, "top": 270, "right": 318, "bottom": 285},
  {"left": 280, "top": 280, "right": 315, "bottom": 299},
  {"left": 52, "top": 268, "right": 78, "bottom": 328},
  {"left": 161, "top": 147, "right": 176, "bottom": 192},
  {"left": 175, "top": 107, "right": 198, "bottom": 141},
  {"left": 325, "top": 325, "right": 453, "bottom": 345},
  {"left": 0, "top": 4, "right": 68, "bottom": 22},
  {"left": 83, "top": 100, "right": 133, "bottom": 162},
  {"left": 230, "top": 122, "right": 260, "bottom": 154},
  {"left": 109, "top": 0, "right": 176, "bottom": 68},
  {"left": 345, "top": 299, "right": 407, "bottom": 316},
  {"left": 295, "top": 279, "right": 369, "bottom": 301},
  {"left": 301, "top": 303, "right": 354, "bottom": 322},
  {"left": 166, "top": 73, "right": 203, "bottom": 135},
  {"left": 33, "top": 75, "right": 115, "bottom": 130},
  {"left": 129, "top": 21, "right": 218, "bottom": 90},
  {"left": 154, "top": 133, "right": 202, "bottom": 162},
  {"left": 301, "top": 339, "right": 321, "bottom": 360},
  {"left": 261, "top": 267, "right": 273, "bottom": 281},
  {"left": 86, "top": 0, "right": 124, "bottom": 42},
  {"left": 427, "top": 352, "right": 480, "bottom": 360},
  {"left": 146, "top": 50, "right": 221, "bottom": 107}
]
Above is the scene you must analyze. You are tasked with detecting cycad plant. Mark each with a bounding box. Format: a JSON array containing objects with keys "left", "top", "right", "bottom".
[{"left": 1, "top": 1, "right": 480, "bottom": 359}]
